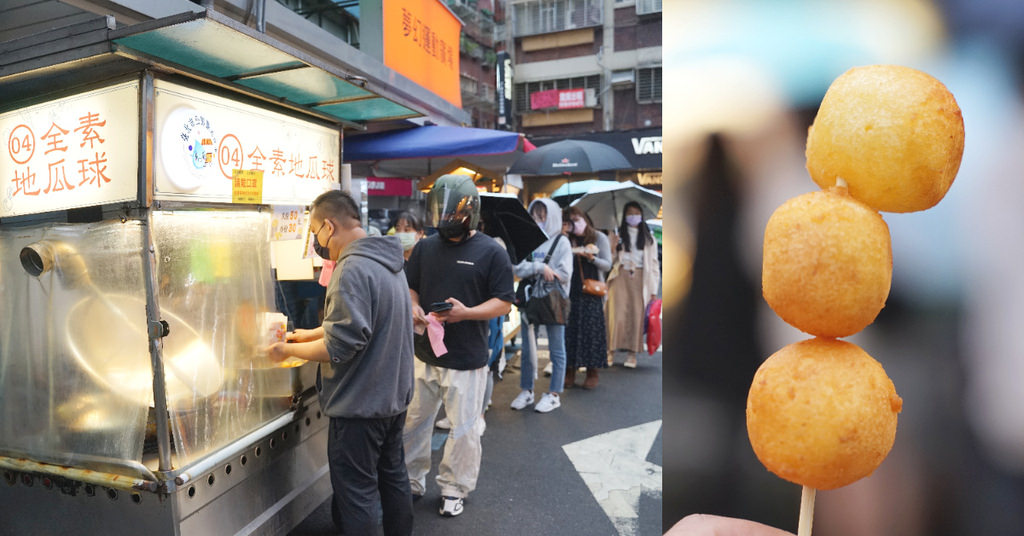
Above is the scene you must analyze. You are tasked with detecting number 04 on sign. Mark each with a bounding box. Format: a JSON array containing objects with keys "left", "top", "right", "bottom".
[{"left": 232, "top": 169, "right": 264, "bottom": 204}]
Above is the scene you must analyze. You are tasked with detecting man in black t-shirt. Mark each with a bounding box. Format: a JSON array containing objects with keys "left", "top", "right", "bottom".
[{"left": 402, "top": 175, "right": 514, "bottom": 518}]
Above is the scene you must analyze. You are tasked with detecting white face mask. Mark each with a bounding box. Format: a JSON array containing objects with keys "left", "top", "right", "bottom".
[{"left": 396, "top": 232, "right": 418, "bottom": 250}]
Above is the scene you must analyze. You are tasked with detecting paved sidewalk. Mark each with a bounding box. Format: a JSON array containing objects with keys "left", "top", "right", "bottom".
[{"left": 291, "top": 339, "right": 663, "bottom": 536}]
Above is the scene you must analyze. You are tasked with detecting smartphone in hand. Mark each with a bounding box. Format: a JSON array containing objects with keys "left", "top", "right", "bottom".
[{"left": 430, "top": 301, "right": 453, "bottom": 313}]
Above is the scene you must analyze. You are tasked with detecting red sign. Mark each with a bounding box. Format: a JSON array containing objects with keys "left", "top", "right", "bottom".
[
  {"left": 530, "top": 88, "right": 586, "bottom": 110},
  {"left": 367, "top": 177, "right": 413, "bottom": 197}
]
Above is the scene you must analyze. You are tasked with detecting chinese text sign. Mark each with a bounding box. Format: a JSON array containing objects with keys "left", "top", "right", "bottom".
[
  {"left": 0, "top": 82, "right": 140, "bottom": 217},
  {"left": 383, "top": 0, "right": 462, "bottom": 107},
  {"left": 154, "top": 80, "right": 340, "bottom": 205}
]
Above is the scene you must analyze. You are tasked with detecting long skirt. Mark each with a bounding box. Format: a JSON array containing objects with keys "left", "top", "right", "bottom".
[
  {"left": 607, "top": 268, "right": 645, "bottom": 353},
  {"left": 565, "top": 291, "right": 608, "bottom": 370}
]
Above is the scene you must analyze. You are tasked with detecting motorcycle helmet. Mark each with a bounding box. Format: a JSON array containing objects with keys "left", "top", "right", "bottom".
[{"left": 426, "top": 174, "right": 480, "bottom": 242}]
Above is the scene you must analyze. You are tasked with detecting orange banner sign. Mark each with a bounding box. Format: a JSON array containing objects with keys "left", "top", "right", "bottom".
[{"left": 383, "top": 0, "right": 462, "bottom": 107}]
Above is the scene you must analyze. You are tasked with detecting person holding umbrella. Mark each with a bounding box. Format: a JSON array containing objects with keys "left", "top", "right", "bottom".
[
  {"left": 563, "top": 205, "right": 612, "bottom": 389},
  {"left": 509, "top": 197, "right": 572, "bottom": 413},
  {"left": 606, "top": 201, "right": 661, "bottom": 368}
]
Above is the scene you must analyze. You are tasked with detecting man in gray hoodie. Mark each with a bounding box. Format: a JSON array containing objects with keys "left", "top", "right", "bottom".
[{"left": 268, "top": 190, "right": 415, "bottom": 536}]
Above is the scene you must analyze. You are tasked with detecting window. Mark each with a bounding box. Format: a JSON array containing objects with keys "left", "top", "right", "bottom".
[
  {"left": 636, "top": 0, "right": 662, "bottom": 15},
  {"left": 636, "top": 67, "right": 661, "bottom": 103},
  {"left": 512, "top": 0, "right": 603, "bottom": 37},
  {"left": 514, "top": 74, "right": 601, "bottom": 113}
]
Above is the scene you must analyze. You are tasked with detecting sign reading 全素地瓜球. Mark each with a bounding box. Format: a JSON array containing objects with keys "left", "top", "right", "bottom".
[
  {"left": 154, "top": 79, "right": 340, "bottom": 205},
  {"left": 0, "top": 81, "right": 140, "bottom": 218}
]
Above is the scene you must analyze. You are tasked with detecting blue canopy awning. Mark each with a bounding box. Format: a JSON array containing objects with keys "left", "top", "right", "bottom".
[{"left": 344, "top": 125, "right": 531, "bottom": 179}]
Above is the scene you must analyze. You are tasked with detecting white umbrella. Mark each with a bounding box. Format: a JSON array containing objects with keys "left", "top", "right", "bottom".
[{"left": 570, "top": 181, "right": 662, "bottom": 231}]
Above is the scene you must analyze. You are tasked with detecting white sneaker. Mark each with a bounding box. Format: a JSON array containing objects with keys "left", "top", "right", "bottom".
[
  {"left": 439, "top": 495, "right": 464, "bottom": 517},
  {"left": 534, "top": 392, "right": 561, "bottom": 413},
  {"left": 543, "top": 361, "right": 553, "bottom": 376},
  {"left": 435, "top": 417, "right": 452, "bottom": 430},
  {"left": 510, "top": 389, "right": 534, "bottom": 410},
  {"left": 624, "top": 355, "right": 638, "bottom": 369}
]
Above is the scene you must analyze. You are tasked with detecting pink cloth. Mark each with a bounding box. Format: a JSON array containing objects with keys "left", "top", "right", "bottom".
[
  {"left": 318, "top": 260, "right": 336, "bottom": 287},
  {"left": 426, "top": 313, "right": 448, "bottom": 356}
]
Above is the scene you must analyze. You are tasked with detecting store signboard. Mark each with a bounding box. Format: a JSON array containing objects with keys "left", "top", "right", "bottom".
[
  {"left": 367, "top": 177, "right": 413, "bottom": 197},
  {"left": 495, "top": 51, "right": 513, "bottom": 127},
  {"left": 382, "top": 0, "right": 462, "bottom": 107},
  {"left": 530, "top": 88, "right": 586, "bottom": 110},
  {"left": 154, "top": 80, "right": 339, "bottom": 205},
  {"left": 0, "top": 81, "right": 140, "bottom": 218}
]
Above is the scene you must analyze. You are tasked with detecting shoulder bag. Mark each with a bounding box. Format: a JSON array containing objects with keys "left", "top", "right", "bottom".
[
  {"left": 578, "top": 255, "right": 608, "bottom": 297},
  {"left": 522, "top": 236, "right": 570, "bottom": 325}
]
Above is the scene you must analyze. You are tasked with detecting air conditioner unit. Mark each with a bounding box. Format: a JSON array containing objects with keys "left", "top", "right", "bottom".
[{"left": 610, "top": 69, "right": 635, "bottom": 88}]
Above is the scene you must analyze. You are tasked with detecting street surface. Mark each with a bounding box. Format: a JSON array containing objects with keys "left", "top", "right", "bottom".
[{"left": 290, "top": 337, "right": 663, "bottom": 536}]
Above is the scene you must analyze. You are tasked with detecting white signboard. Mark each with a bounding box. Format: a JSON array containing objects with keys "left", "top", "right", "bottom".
[
  {"left": 0, "top": 82, "right": 140, "bottom": 217},
  {"left": 271, "top": 205, "right": 306, "bottom": 241},
  {"left": 153, "top": 80, "right": 340, "bottom": 204}
]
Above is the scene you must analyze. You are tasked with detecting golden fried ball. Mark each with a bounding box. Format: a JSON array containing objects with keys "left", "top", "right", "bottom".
[
  {"left": 805, "top": 64, "right": 964, "bottom": 213},
  {"left": 762, "top": 188, "right": 892, "bottom": 338},
  {"left": 746, "top": 338, "right": 902, "bottom": 490}
]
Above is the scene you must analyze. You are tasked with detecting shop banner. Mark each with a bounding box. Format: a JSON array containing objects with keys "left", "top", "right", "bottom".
[
  {"left": 154, "top": 79, "right": 339, "bottom": 205},
  {"left": 531, "top": 128, "right": 662, "bottom": 170},
  {"left": 0, "top": 81, "right": 140, "bottom": 218},
  {"left": 496, "top": 51, "right": 513, "bottom": 127},
  {"left": 530, "top": 88, "right": 586, "bottom": 111},
  {"left": 383, "top": 0, "right": 462, "bottom": 107},
  {"left": 367, "top": 177, "right": 413, "bottom": 197}
]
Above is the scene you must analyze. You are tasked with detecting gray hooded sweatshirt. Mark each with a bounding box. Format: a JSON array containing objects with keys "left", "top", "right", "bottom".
[
  {"left": 318, "top": 235, "right": 414, "bottom": 419},
  {"left": 513, "top": 197, "right": 573, "bottom": 297}
]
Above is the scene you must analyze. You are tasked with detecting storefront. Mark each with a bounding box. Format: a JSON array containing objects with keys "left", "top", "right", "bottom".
[
  {"left": 524, "top": 127, "right": 663, "bottom": 200},
  {"left": 0, "top": 8, "right": 466, "bottom": 535}
]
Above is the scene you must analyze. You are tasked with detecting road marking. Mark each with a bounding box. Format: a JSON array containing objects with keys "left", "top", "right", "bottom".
[{"left": 562, "top": 420, "right": 662, "bottom": 536}]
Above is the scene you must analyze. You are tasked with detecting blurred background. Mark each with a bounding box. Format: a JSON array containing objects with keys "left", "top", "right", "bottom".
[{"left": 663, "top": 1, "right": 1024, "bottom": 534}]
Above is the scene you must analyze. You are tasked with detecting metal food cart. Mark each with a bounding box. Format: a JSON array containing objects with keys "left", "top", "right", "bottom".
[{"left": 0, "top": 71, "right": 341, "bottom": 534}]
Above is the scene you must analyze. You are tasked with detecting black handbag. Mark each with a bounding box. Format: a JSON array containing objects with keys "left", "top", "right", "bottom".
[{"left": 520, "top": 236, "right": 570, "bottom": 325}]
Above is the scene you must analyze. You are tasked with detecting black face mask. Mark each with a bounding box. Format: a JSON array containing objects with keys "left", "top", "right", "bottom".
[{"left": 313, "top": 241, "right": 331, "bottom": 260}]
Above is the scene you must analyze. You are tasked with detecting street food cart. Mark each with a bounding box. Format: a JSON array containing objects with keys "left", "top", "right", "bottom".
[{"left": 0, "top": 73, "right": 340, "bottom": 534}]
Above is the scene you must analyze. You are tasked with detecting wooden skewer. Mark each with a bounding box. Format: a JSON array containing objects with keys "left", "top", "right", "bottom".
[{"left": 798, "top": 485, "right": 816, "bottom": 536}]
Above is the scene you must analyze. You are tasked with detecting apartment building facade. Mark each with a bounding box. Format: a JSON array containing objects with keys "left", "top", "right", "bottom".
[{"left": 503, "top": 0, "right": 663, "bottom": 198}]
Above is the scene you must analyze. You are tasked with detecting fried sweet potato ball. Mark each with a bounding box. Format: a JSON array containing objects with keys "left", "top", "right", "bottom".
[
  {"left": 747, "top": 338, "right": 903, "bottom": 490},
  {"left": 805, "top": 64, "right": 964, "bottom": 213},
  {"left": 762, "top": 188, "right": 892, "bottom": 338}
]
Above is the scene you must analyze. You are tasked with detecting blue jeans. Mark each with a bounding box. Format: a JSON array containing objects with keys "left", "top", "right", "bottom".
[{"left": 519, "top": 314, "right": 566, "bottom": 394}]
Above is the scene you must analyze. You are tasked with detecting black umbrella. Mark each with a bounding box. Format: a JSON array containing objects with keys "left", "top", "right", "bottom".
[
  {"left": 508, "top": 139, "right": 632, "bottom": 176},
  {"left": 479, "top": 193, "right": 547, "bottom": 264}
]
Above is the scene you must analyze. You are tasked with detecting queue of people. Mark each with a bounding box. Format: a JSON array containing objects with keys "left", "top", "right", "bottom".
[{"left": 267, "top": 177, "right": 659, "bottom": 534}]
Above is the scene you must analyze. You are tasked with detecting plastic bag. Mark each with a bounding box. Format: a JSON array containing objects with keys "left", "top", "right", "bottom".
[{"left": 645, "top": 298, "right": 662, "bottom": 355}]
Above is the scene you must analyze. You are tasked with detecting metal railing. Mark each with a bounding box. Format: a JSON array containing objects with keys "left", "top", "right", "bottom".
[{"left": 511, "top": 0, "right": 603, "bottom": 37}]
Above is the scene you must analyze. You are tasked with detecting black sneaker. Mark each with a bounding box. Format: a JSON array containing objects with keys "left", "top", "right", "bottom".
[{"left": 439, "top": 495, "right": 464, "bottom": 517}]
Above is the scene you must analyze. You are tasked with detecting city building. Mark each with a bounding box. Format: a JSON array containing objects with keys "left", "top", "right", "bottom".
[{"left": 503, "top": 0, "right": 663, "bottom": 201}]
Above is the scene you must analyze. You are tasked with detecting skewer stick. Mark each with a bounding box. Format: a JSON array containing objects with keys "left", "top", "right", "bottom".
[{"left": 798, "top": 485, "right": 816, "bottom": 536}]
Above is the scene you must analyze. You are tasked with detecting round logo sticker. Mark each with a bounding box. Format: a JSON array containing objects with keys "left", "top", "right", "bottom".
[{"left": 160, "top": 106, "right": 219, "bottom": 192}]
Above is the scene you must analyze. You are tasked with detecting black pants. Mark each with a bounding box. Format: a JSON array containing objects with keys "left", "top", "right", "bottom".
[{"left": 328, "top": 412, "right": 413, "bottom": 536}]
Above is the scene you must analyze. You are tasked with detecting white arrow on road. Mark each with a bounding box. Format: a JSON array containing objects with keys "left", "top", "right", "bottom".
[{"left": 562, "top": 420, "right": 662, "bottom": 536}]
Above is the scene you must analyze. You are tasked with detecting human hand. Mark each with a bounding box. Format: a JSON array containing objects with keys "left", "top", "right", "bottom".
[
  {"left": 412, "top": 303, "right": 428, "bottom": 331},
  {"left": 542, "top": 265, "right": 559, "bottom": 282},
  {"left": 434, "top": 297, "right": 468, "bottom": 323},
  {"left": 265, "top": 342, "right": 293, "bottom": 363},
  {"left": 286, "top": 328, "right": 319, "bottom": 343},
  {"left": 665, "top": 514, "right": 793, "bottom": 536}
]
